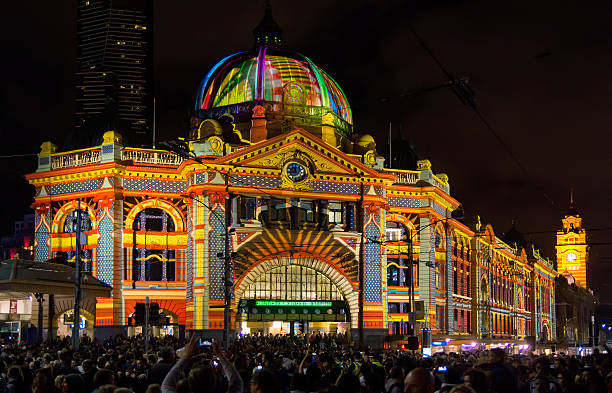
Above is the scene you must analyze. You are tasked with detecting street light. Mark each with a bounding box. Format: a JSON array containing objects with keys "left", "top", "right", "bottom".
[{"left": 181, "top": 194, "right": 235, "bottom": 351}]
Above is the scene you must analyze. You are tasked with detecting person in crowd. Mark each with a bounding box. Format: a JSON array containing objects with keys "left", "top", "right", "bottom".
[
  {"left": 489, "top": 348, "right": 518, "bottom": 393},
  {"left": 6, "top": 366, "right": 25, "bottom": 393},
  {"left": 386, "top": 366, "right": 404, "bottom": 393},
  {"left": 161, "top": 335, "right": 242, "bottom": 393},
  {"left": 32, "top": 367, "right": 57, "bottom": 393},
  {"left": 1, "top": 332, "right": 612, "bottom": 393},
  {"left": 405, "top": 368, "right": 436, "bottom": 393},
  {"left": 61, "top": 374, "right": 84, "bottom": 393},
  {"left": 463, "top": 369, "right": 488, "bottom": 393}
]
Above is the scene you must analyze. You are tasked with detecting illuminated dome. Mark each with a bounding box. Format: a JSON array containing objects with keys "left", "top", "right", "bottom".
[
  {"left": 195, "top": 3, "right": 352, "bottom": 127},
  {"left": 195, "top": 49, "right": 352, "bottom": 125}
]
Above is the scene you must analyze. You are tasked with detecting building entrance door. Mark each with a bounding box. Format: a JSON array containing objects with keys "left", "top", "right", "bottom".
[{"left": 236, "top": 263, "right": 351, "bottom": 335}]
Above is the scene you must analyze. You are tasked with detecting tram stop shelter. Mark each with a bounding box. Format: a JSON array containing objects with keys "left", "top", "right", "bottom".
[{"left": 0, "top": 259, "right": 111, "bottom": 341}]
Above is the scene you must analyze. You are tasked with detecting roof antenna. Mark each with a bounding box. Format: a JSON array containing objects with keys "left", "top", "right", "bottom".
[
  {"left": 388, "top": 122, "right": 392, "bottom": 168},
  {"left": 152, "top": 97, "right": 156, "bottom": 149}
]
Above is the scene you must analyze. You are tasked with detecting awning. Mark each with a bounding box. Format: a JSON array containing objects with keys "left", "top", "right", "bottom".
[{"left": 0, "top": 259, "right": 112, "bottom": 298}]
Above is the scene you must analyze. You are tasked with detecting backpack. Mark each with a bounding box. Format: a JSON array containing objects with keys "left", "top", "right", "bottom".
[{"left": 387, "top": 381, "right": 403, "bottom": 393}]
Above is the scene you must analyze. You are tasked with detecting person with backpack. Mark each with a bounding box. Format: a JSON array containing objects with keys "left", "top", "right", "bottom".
[{"left": 385, "top": 366, "right": 404, "bottom": 393}]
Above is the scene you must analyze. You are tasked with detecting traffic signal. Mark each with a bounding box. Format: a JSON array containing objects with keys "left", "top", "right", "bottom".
[
  {"left": 135, "top": 303, "right": 145, "bottom": 324},
  {"left": 149, "top": 302, "right": 160, "bottom": 324},
  {"left": 407, "top": 336, "right": 419, "bottom": 350}
]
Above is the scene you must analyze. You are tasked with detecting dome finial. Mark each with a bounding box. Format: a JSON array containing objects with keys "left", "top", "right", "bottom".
[{"left": 253, "top": 0, "right": 283, "bottom": 48}]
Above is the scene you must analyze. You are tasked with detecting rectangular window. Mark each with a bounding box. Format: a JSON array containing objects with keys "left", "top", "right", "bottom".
[
  {"left": 328, "top": 202, "right": 343, "bottom": 224},
  {"left": 299, "top": 200, "right": 315, "bottom": 223},
  {"left": 269, "top": 198, "right": 287, "bottom": 221},
  {"left": 387, "top": 267, "right": 399, "bottom": 286},
  {"left": 239, "top": 197, "right": 257, "bottom": 220}
]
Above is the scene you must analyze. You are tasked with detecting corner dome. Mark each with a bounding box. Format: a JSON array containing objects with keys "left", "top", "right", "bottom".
[{"left": 195, "top": 48, "right": 353, "bottom": 125}]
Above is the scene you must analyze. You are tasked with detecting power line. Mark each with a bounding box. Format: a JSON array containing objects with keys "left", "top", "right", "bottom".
[
  {"left": 406, "top": 23, "right": 558, "bottom": 208},
  {"left": 0, "top": 153, "right": 37, "bottom": 158}
]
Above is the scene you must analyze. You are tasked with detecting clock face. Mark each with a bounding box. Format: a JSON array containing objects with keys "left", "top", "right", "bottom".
[
  {"left": 285, "top": 162, "right": 307, "bottom": 182},
  {"left": 566, "top": 252, "right": 577, "bottom": 262}
]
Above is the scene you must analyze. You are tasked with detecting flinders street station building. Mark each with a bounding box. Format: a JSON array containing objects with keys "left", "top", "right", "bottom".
[{"left": 24, "top": 8, "right": 559, "bottom": 349}]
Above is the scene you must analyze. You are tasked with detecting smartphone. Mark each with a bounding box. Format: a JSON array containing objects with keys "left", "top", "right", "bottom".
[
  {"left": 213, "top": 360, "right": 219, "bottom": 367},
  {"left": 437, "top": 366, "right": 447, "bottom": 372},
  {"left": 256, "top": 364, "right": 263, "bottom": 370},
  {"left": 199, "top": 338, "right": 213, "bottom": 347}
]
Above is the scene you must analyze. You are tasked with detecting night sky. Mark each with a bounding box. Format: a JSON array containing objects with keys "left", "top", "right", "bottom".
[{"left": 2, "top": 1, "right": 611, "bottom": 299}]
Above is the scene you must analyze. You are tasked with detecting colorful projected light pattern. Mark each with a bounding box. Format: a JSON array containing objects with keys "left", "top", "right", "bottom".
[
  {"left": 255, "top": 301, "right": 332, "bottom": 307},
  {"left": 196, "top": 50, "right": 352, "bottom": 124}
]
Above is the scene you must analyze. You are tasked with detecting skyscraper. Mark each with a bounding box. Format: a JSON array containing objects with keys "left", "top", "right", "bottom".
[{"left": 74, "top": 0, "right": 153, "bottom": 148}]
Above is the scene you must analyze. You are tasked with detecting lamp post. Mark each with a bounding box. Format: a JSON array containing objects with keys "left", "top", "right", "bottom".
[
  {"left": 181, "top": 193, "right": 234, "bottom": 351},
  {"left": 34, "top": 293, "right": 44, "bottom": 343},
  {"left": 72, "top": 200, "right": 83, "bottom": 349}
]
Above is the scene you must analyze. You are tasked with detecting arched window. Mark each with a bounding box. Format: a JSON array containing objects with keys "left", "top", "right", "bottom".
[
  {"left": 242, "top": 265, "right": 343, "bottom": 301},
  {"left": 480, "top": 277, "right": 488, "bottom": 301},
  {"left": 132, "top": 208, "right": 176, "bottom": 282},
  {"left": 62, "top": 209, "right": 93, "bottom": 272}
]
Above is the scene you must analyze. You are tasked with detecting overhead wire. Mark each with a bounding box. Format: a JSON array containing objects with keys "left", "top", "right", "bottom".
[{"left": 406, "top": 23, "right": 558, "bottom": 208}]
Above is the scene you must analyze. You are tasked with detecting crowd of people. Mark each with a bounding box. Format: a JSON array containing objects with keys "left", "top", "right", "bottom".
[{"left": 0, "top": 333, "right": 609, "bottom": 393}]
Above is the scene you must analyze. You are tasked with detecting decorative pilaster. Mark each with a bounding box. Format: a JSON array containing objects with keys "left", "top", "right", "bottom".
[
  {"left": 362, "top": 201, "right": 385, "bottom": 331},
  {"left": 418, "top": 215, "right": 435, "bottom": 329},
  {"left": 34, "top": 204, "right": 51, "bottom": 261},
  {"left": 446, "top": 228, "right": 454, "bottom": 335},
  {"left": 94, "top": 193, "right": 124, "bottom": 327}
]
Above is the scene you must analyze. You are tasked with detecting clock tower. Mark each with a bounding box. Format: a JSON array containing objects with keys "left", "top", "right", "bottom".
[{"left": 556, "top": 193, "right": 589, "bottom": 288}]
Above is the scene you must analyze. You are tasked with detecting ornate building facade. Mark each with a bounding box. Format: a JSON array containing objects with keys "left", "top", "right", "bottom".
[{"left": 26, "top": 8, "right": 557, "bottom": 346}]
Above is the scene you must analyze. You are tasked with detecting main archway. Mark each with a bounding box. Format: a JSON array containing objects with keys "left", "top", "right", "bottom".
[{"left": 235, "top": 256, "right": 358, "bottom": 334}]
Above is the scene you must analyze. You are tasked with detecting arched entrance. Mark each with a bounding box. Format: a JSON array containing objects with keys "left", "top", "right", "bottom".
[
  {"left": 54, "top": 308, "right": 95, "bottom": 339},
  {"left": 235, "top": 256, "right": 358, "bottom": 335}
]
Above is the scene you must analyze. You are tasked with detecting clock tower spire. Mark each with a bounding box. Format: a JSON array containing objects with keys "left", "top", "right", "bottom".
[{"left": 555, "top": 190, "right": 589, "bottom": 288}]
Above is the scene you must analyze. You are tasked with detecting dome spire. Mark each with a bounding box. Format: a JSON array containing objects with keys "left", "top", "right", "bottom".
[
  {"left": 566, "top": 187, "right": 579, "bottom": 217},
  {"left": 253, "top": 0, "right": 283, "bottom": 48}
]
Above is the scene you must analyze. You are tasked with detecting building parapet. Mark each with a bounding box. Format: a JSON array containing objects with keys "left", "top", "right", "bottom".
[
  {"left": 50, "top": 147, "right": 102, "bottom": 170},
  {"left": 122, "top": 148, "right": 184, "bottom": 166}
]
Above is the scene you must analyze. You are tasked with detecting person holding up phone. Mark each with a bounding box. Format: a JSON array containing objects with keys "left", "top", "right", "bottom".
[{"left": 161, "top": 335, "right": 243, "bottom": 393}]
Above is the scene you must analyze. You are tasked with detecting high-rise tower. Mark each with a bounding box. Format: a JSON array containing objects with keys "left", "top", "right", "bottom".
[
  {"left": 556, "top": 192, "right": 589, "bottom": 288},
  {"left": 74, "top": 0, "right": 153, "bottom": 148}
]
